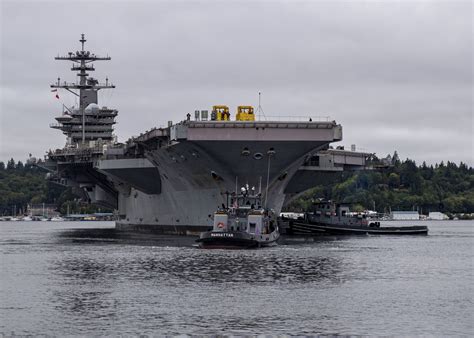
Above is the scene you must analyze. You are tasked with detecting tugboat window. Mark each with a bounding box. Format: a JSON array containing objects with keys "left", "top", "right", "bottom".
[
  {"left": 249, "top": 222, "right": 256, "bottom": 233},
  {"left": 236, "top": 209, "right": 247, "bottom": 218}
]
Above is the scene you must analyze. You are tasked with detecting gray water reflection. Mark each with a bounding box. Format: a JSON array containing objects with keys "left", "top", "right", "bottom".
[
  {"left": 52, "top": 248, "right": 343, "bottom": 285},
  {"left": 45, "top": 227, "right": 349, "bottom": 334},
  {"left": 1, "top": 221, "right": 473, "bottom": 335}
]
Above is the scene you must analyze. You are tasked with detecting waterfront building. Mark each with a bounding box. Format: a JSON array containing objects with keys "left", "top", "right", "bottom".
[
  {"left": 428, "top": 212, "right": 449, "bottom": 220},
  {"left": 391, "top": 211, "right": 420, "bottom": 220}
]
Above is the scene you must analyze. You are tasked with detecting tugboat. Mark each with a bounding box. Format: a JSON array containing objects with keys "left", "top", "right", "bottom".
[
  {"left": 289, "top": 200, "right": 428, "bottom": 235},
  {"left": 197, "top": 186, "right": 280, "bottom": 249}
]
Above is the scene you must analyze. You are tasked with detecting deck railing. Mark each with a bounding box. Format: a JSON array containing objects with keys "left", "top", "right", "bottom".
[{"left": 255, "top": 115, "right": 332, "bottom": 122}]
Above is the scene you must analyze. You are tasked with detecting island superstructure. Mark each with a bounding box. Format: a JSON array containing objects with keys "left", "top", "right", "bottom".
[
  {"left": 46, "top": 34, "right": 118, "bottom": 209},
  {"left": 50, "top": 34, "right": 117, "bottom": 145},
  {"left": 44, "top": 35, "right": 370, "bottom": 234}
]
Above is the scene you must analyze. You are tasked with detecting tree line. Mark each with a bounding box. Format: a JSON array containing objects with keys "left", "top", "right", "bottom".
[
  {"left": 1, "top": 154, "right": 473, "bottom": 216},
  {"left": 0, "top": 159, "right": 104, "bottom": 216},
  {"left": 285, "top": 152, "right": 474, "bottom": 216}
]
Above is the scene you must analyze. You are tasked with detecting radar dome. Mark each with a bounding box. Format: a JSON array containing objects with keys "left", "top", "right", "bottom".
[{"left": 85, "top": 103, "right": 100, "bottom": 113}]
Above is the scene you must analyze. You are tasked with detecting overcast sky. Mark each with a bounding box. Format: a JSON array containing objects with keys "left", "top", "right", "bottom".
[{"left": 1, "top": 0, "right": 472, "bottom": 166}]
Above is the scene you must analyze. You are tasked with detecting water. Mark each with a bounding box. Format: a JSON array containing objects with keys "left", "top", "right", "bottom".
[{"left": 1, "top": 220, "right": 473, "bottom": 335}]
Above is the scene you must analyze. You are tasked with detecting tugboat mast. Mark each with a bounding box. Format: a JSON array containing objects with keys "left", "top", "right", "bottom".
[{"left": 51, "top": 34, "right": 115, "bottom": 145}]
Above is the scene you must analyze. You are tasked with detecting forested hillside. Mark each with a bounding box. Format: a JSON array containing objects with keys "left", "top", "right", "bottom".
[
  {"left": 285, "top": 153, "right": 474, "bottom": 216},
  {"left": 0, "top": 158, "right": 103, "bottom": 215}
]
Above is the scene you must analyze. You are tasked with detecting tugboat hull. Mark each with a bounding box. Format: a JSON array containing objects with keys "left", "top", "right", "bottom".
[
  {"left": 290, "top": 221, "right": 428, "bottom": 236},
  {"left": 197, "top": 231, "right": 278, "bottom": 249},
  {"left": 288, "top": 200, "right": 429, "bottom": 236}
]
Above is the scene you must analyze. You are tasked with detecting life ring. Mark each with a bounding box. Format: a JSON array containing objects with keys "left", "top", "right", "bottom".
[{"left": 217, "top": 222, "right": 225, "bottom": 228}]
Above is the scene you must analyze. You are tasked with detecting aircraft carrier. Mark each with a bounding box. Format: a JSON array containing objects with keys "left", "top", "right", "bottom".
[{"left": 44, "top": 35, "right": 370, "bottom": 234}]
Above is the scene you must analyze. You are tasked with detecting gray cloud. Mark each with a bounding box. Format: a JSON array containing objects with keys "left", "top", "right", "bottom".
[{"left": 1, "top": 0, "right": 472, "bottom": 165}]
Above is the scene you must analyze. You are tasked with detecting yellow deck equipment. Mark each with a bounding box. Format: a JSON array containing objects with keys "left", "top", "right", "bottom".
[
  {"left": 236, "top": 106, "right": 255, "bottom": 121},
  {"left": 212, "top": 105, "right": 230, "bottom": 121}
]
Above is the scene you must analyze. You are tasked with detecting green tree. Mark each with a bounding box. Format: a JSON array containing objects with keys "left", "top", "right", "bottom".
[
  {"left": 392, "top": 151, "right": 401, "bottom": 166},
  {"left": 6, "top": 158, "right": 15, "bottom": 170},
  {"left": 285, "top": 156, "right": 473, "bottom": 214},
  {"left": 388, "top": 173, "right": 400, "bottom": 188}
]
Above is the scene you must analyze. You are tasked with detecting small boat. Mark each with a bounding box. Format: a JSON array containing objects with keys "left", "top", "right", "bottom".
[
  {"left": 289, "top": 200, "right": 428, "bottom": 236},
  {"left": 21, "top": 216, "right": 33, "bottom": 221},
  {"left": 197, "top": 187, "right": 280, "bottom": 249},
  {"left": 50, "top": 216, "right": 65, "bottom": 222}
]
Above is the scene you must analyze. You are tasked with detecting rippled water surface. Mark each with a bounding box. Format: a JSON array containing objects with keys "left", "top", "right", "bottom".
[{"left": 1, "top": 220, "right": 473, "bottom": 335}]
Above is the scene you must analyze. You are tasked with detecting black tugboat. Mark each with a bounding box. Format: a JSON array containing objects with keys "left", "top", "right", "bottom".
[
  {"left": 197, "top": 186, "right": 280, "bottom": 249},
  {"left": 288, "top": 200, "right": 428, "bottom": 236}
]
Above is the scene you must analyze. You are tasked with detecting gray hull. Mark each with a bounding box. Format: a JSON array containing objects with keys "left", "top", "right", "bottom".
[
  {"left": 97, "top": 121, "right": 366, "bottom": 233},
  {"left": 105, "top": 141, "right": 328, "bottom": 231}
]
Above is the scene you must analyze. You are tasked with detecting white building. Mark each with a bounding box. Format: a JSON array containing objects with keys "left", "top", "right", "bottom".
[
  {"left": 428, "top": 212, "right": 449, "bottom": 220},
  {"left": 391, "top": 211, "right": 420, "bottom": 220}
]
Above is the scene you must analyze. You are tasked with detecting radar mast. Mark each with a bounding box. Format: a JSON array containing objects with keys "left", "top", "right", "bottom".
[{"left": 50, "top": 34, "right": 117, "bottom": 146}]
